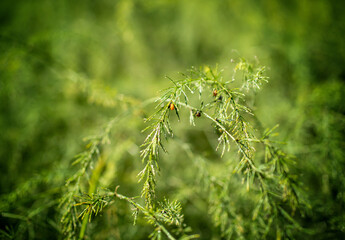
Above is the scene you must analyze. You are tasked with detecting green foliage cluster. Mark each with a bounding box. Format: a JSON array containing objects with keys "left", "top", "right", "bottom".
[
  {"left": 1, "top": 0, "right": 345, "bottom": 239},
  {"left": 50, "top": 60, "right": 305, "bottom": 239}
]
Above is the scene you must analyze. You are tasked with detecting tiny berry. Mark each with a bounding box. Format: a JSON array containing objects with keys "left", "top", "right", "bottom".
[{"left": 169, "top": 102, "right": 175, "bottom": 110}]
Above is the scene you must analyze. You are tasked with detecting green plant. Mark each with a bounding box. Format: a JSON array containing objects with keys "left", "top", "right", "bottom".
[
  {"left": 57, "top": 58, "right": 306, "bottom": 239},
  {"left": 2, "top": 1, "right": 345, "bottom": 238}
]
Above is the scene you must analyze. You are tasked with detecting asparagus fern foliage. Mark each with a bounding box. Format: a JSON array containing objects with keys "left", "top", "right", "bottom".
[{"left": 60, "top": 58, "right": 305, "bottom": 239}]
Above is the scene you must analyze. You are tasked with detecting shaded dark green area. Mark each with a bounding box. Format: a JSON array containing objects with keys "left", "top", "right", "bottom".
[{"left": 0, "top": 0, "right": 344, "bottom": 239}]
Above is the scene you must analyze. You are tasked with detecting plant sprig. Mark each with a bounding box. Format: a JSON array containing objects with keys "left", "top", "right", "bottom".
[{"left": 138, "top": 59, "right": 303, "bottom": 238}]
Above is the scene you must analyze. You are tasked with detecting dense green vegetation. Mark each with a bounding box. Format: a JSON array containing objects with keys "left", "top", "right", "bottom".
[{"left": 1, "top": 0, "right": 344, "bottom": 239}]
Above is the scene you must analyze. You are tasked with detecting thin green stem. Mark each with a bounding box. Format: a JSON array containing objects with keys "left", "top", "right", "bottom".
[
  {"left": 115, "top": 189, "right": 177, "bottom": 240},
  {"left": 78, "top": 157, "right": 105, "bottom": 240}
]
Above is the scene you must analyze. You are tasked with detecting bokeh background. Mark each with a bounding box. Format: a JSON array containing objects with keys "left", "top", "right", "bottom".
[{"left": 1, "top": 0, "right": 345, "bottom": 239}]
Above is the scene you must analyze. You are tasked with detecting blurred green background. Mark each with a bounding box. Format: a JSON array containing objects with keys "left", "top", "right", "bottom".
[{"left": 1, "top": 0, "right": 345, "bottom": 239}]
